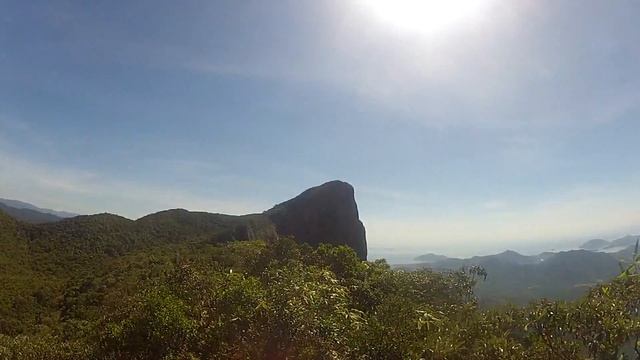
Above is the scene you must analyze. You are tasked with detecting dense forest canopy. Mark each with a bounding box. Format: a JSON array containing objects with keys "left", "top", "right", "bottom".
[{"left": 1, "top": 203, "right": 639, "bottom": 359}]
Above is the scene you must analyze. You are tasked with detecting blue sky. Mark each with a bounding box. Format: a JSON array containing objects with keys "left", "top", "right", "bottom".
[{"left": 1, "top": 0, "right": 640, "bottom": 258}]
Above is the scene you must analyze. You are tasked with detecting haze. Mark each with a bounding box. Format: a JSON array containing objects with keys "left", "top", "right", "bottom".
[{"left": 1, "top": 1, "right": 639, "bottom": 258}]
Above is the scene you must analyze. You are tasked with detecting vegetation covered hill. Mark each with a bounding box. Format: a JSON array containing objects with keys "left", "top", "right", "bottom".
[
  {"left": 581, "top": 238, "right": 611, "bottom": 250},
  {"left": 1, "top": 181, "right": 639, "bottom": 359},
  {"left": 405, "top": 249, "right": 627, "bottom": 305},
  {"left": 1, "top": 232, "right": 639, "bottom": 359},
  {"left": 579, "top": 236, "right": 640, "bottom": 252},
  {"left": 0, "top": 198, "right": 78, "bottom": 222},
  {"left": 0, "top": 202, "right": 63, "bottom": 224},
  {"left": 0, "top": 181, "right": 367, "bottom": 337}
]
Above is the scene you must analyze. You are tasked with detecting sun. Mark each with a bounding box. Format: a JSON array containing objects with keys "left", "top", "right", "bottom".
[{"left": 362, "top": 0, "right": 492, "bottom": 36}]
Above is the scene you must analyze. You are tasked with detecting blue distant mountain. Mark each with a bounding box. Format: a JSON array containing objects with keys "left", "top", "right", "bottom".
[
  {"left": 579, "top": 235, "right": 640, "bottom": 252},
  {"left": 0, "top": 198, "right": 78, "bottom": 219},
  {"left": 0, "top": 198, "right": 79, "bottom": 224},
  {"left": 405, "top": 239, "right": 638, "bottom": 306}
]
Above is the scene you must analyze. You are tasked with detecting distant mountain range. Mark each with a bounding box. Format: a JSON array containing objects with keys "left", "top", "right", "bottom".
[
  {"left": 0, "top": 181, "right": 367, "bottom": 259},
  {"left": 0, "top": 198, "right": 79, "bottom": 224},
  {"left": 403, "top": 235, "right": 639, "bottom": 306},
  {"left": 0, "top": 180, "right": 368, "bottom": 336},
  {"left": 0, "top": 202, "right": 63, "bottom": 224},
  {"left": 579, "top": 235, "right": 640, "bottom": 252},
  {"left": 1, "top": 191, "right": 637, "bottom": 306}
]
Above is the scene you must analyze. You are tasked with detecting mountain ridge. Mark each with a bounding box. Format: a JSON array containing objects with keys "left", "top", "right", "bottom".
[
  {"left": 0, "top": 198, "right": 78, "bottom": 218},
  {"left": 0, "top": 202, "right": 64, "bottom": 224},
  {"left": 405, "top": 244, "right": 635, "bottom": 305},
  {"left": 265, "top": 180, "right": 367, "bottom": 259},
  {"left": 1, "top": 180, "right": 367, "bottom": 259}
]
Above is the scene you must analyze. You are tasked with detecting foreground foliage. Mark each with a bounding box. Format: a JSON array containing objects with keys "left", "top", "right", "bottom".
[{"left": 1, "top": 236, "right": 640, "bottom": 359}]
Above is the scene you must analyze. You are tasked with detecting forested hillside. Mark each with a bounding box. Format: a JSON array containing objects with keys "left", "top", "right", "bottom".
[
  {"left": 404, "top": 248, "right": 628, "bottom": 305},
  {"left": 0, "top": 234, "right": 639, "bottom": 358},
  {"left": 0, "top": 183, "right": 639, "bottom": 359},
  {"left": 0, "top": 202, "right": 63, "bottom": 224},
  {"left": 1, "top": 205, "right": 640, "bottom": 359}
]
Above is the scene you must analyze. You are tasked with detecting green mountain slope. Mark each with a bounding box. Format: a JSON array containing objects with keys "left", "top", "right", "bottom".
[
  {"left": 0, "top": 202, "right": 63, "bottom": 224},
  {"left": 403, "top": 249, "right": 623, "bottom": 305},
  {"left": 1, "top": 184, "right": 640, "bottom": 359},
  {"left": 0, "top": 181, "right": 367, "bottom": 336}
]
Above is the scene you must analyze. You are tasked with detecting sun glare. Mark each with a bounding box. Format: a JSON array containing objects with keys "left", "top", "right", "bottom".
[{"left": 363, "top": 0, "right": 492, "bottom": 36}]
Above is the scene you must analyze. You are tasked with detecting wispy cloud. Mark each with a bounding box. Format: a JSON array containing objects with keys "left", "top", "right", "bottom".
[
  {"left": 482, "top": 200, "right": 508, "bottom": 210},
  {"left": 0, "top": 115, "right": 31, "bottom": 132},
  {"left": 4, "top": 0, "right": 639, "bottom": 258},
  {"left": 0, "top": 150, "right": 269, "bottom": 219},
  {"left": 366, "top": 181, "right": 640, "bottom": 256},
  {"left": 37, "top": 1, "right": 638, "bottom": 131},
  {"left": 0, "top": 114, "right": 57, "bottom": 153}
]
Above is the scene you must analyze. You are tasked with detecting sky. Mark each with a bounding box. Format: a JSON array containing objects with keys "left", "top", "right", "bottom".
[{"left": 1, "top": 0, "right": 640, "bottom": 259}]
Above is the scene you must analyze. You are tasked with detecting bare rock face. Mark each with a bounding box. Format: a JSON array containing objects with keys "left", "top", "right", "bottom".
[
  {"left": 266, "top": 180, "right": 367, "bottom": 260},
  {"left": 3, "top": 180, "right": 368, "bottom": 260}
]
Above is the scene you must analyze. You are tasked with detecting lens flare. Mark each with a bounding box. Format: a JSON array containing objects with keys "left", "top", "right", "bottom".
[{"left": 362, "top": 0, "right": 492, "bottom": 36}]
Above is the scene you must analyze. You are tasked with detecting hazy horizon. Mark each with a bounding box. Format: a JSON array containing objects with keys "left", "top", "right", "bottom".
[{"left": 2, "top": 0, "right": 639, "bottom": 256}]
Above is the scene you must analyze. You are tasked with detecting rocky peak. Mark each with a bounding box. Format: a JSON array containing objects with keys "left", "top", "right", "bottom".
[{"left": 266, "top": 180, "right": 367, "bottom": 259}]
